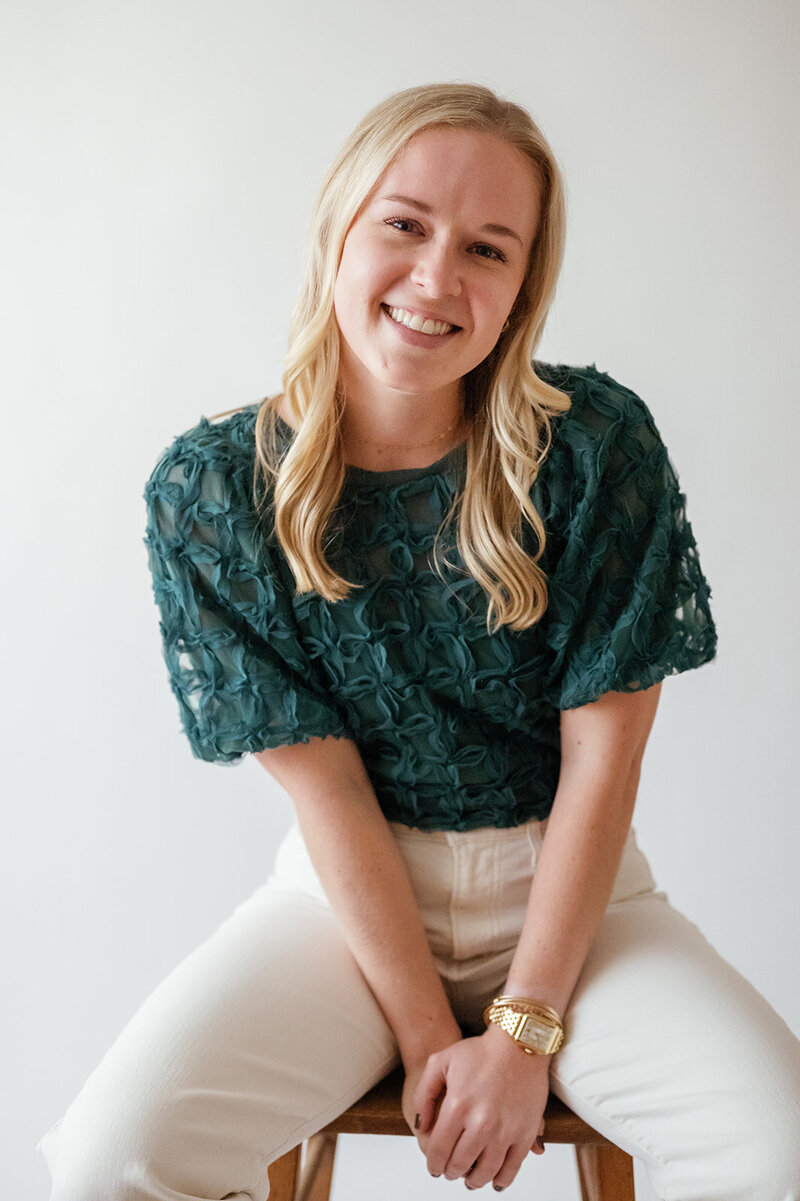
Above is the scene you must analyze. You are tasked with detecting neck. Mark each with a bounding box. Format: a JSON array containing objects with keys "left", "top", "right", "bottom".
[{"left": 337, "top": 376, "right": 467, "bottom": 472}]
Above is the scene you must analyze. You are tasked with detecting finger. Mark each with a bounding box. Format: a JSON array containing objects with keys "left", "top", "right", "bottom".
[
  {"left": 441, "top": 1128, "right": 488, "bottom": 1183},
  {"left": 530, "top": 1118, "right": 546, "bottom": 1156},
  {"left": 414, "top": 1059, "right": 447, "bottom": 1135},
  {"left": 462, "top": 1145, "right": 507, "bottom": 1191},
  {"left": 411, "top": 1096, "right": 443, "bottom": 1157},
  {"left": 423, "top": 1112, "right": 467, "bottom": 1179},
  {"left": 491, "top": 1141, "right": 530, "bottom": 1192}
]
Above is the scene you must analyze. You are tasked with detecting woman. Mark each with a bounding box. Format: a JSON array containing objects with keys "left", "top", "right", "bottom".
[{"left": 39, "top": 83, "right": 799, "bottom": 1200}]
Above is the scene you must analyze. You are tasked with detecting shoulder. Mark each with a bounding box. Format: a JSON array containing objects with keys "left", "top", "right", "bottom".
[
  {"left": 143, "top": 403, "right": 267, "bottom": 554},
  {"left": 144, "top": 402, "right": 264, "bottom": 516},
  {"left": 531, "top": 362, "right": 680, "bottom": 545},
  {"left": 535, "top": 362, "right": 670, "bottom": 500},
  {"left": 536, "top": 361, "right": 662, "bottom": 453},
  {"left": 145, "top": 403, "right": 260, "bottom": 494}
]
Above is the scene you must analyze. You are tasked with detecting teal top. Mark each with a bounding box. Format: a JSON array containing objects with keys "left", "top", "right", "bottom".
[{"left": 143, "top": 362, "right": 716, "bottom": 831}]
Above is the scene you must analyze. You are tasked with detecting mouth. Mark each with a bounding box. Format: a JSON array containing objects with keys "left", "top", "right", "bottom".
[{"left": 382, "top": 304, "right": 460, "bottom": 337}]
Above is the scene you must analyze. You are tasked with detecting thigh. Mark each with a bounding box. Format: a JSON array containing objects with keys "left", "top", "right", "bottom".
[
  {"left": 550, "top": 887, "right": 800, "bottom": 1201},
  {"left": 38, "top": 833, "right": 399, "bottom": 1201}
]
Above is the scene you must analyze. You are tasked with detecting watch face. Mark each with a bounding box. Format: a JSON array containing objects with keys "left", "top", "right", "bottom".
[{"left": 518, "top": 1015, "right": 555, "bottom": 1053}]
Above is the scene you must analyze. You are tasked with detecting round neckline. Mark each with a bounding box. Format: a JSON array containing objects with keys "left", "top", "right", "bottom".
[{"left": 273, "top": 412, "right": 467, "bottom": 488}]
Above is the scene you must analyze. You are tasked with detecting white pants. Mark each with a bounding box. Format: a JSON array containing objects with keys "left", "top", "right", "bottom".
[{"left": 38, "top": 819, "right": 800, "bottom": 1200}]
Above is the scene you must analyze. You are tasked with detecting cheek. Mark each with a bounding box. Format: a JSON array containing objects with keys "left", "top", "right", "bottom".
[
  {"left": 346, "top": 231, "right": 405, "bottom": 293},
  {"left": 473, "top": 289, "right": 509, "bottom": 336},
  {"left": 484, "top": 279, "right": 522, "bottom": 328},
  {"left": 333, "top": 260, "right": 381, "bottom": 351},
  {"left": 335, "top": 251, "right": 380, "bottom": 317}
]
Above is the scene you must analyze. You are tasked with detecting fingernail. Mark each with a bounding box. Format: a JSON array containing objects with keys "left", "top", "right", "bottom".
[
  {"left": 493, "top": 1187, "right": 505, "bottom": 1193},
  {"left": 414, "top": 1113, "right": 420, "bottom": 1129},
  {"left": 535, "top": 1135, "right": 545, "bottom": 1152}
]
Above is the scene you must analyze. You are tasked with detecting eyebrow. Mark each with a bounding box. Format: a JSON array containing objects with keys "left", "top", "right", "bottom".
[{"left": 378, "top": 194, "right": 524, "bottom": 247}]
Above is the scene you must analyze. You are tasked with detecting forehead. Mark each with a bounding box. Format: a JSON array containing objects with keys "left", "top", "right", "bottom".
[{"left": 368, "top": 126, "right": 541, "bottom": 244}]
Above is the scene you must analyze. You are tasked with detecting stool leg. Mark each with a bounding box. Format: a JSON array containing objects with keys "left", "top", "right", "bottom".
[
  {"left": 575, "top": 1143, "right": 636, "bottom": 1201},
  {"left": 268, "top": 1145, "right": 302, "bottom": 1201},
  {"left": 297, "top": 1133, "right": 339, "bottom": 1201}
]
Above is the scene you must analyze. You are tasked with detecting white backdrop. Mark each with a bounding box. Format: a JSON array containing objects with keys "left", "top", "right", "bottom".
[{"left": 4, "top": 2, "right": 798, "bottom": 1198}]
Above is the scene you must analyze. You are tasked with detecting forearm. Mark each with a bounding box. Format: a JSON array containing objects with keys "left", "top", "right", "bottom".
[
  {"left": 504, "top": 759, "right": 640, "bottom": 1013},
  {"left": 504, "top": 685, "right": 661, "bottom": 1016},
  {"left": 256, "top": 738, "right": 461, "bottom": 1070}
]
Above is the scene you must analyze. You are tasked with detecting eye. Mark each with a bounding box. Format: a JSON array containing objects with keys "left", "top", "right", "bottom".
[
  {"left": 472, "top": 243, "right": 507, "bottom": 263},
  {"left": 383, "top": 215, "right": 422, "bottom": 234},
  {"left": 382, "top": 215, "right": 508, "bottom": 264}
]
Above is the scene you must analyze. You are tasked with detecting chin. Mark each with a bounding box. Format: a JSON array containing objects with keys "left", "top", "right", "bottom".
[{"left": 380, "top": 371, "right": 455, "bottom": 395}]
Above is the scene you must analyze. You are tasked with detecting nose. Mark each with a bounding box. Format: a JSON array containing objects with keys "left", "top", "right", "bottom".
[{"left": 409, "top": 237, "right": 462, "bottom": 297}]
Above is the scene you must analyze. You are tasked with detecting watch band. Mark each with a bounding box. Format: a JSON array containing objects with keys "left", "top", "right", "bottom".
[{"left": 483, "top": 995, "right": 565, "bottom": 1055}]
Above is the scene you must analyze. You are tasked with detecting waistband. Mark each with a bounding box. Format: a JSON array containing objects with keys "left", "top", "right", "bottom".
[{"left": 387, "top": 816, "right": 546, "bottom": 848}]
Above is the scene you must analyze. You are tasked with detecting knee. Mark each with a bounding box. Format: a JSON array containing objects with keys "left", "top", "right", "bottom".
[
  {"left": 40, "top": 1109, "right": 156, "bottom": 1201},
  {"left": 39, "top": 1093, "right": 265, "bottom": 1201},
  {"left": 731, "top": 1152, "right": 800, "bottom": 1201},
  {"left": 40, "top": 1120, "right": 135, "bottom": 1201},
  {"left": 740, "top": 1132, "right": 800, "bottom": 1201},
  {"left": 39, "top": 1105, "right": 194, "bottom": 1201},
  {"left": 710, "top": 1099, "right": 800, "bottom": 1201},
  {"left": 746, "top": 1075, "right": 800, "bottom": 1200},
  {"left": 663, "top": 1130, "right": 800, "bottom": 1201},
  {"left": 659, "top": 1071, "right": 800, "bottom": 1201}
]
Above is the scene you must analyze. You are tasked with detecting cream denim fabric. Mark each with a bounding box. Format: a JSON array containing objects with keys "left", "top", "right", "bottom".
[{"left": 38, "top": 820, "right": 800, "bottom": 1200}]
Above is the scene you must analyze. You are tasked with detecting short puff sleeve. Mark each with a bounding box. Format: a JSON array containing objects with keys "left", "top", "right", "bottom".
[
  {"left": 143, "top": 421, "right": 348, "bottom": 762},
  {"left": 541, "top": 368, "right": 717, "bottom": 710}
]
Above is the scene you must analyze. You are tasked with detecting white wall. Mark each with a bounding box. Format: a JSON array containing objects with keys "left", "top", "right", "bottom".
[{"left": 4, "top": 1, "right": 798, "bottom": 1197}]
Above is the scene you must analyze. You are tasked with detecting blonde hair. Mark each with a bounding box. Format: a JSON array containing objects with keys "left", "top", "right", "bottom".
[{"left": 253, "top": 81, "right": 570, "bottom": 633}]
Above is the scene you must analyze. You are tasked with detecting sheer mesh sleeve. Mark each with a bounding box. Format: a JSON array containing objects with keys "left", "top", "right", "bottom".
[
  {"left": 542, "top": 368, "right": 717, "bottom": 710},
  {"left": 143, "top": 425, "right": 348, "bottom": 763}
]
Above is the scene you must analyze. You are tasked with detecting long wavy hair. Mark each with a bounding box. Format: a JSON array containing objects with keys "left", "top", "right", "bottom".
[{"left": 253, "top": 81, "right": 571, "bottom": 633}]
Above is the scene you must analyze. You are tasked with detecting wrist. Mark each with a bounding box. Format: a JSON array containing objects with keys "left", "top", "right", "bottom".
[
  {"left": 484, "top": 993, "right": 565, "bottom": 1057},
  {"left": 503, "top": 978, "right": 570, "bottom": 1016},
  {"left": 399, "top": 1017, "right": 462, "bottom": 1073},
  {"left": 482, "top": 1020, "right": 553, "bottom": 1067}
]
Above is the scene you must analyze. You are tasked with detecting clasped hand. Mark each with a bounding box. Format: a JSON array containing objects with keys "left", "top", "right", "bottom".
[{"left": 401, "top": 1026, "right": 549, "bottom": 1191}]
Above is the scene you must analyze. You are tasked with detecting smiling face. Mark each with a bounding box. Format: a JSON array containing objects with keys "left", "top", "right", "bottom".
[{"left": 332, "top": 126, "right": 542, "bottom": 415}]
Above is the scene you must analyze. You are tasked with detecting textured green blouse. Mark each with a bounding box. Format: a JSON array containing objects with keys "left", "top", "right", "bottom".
[{"left": 143, "top": 362, "right": 716, "bottom": 831}]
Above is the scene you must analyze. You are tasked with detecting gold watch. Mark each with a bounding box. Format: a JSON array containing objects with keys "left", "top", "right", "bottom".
[{"left": 483, "top": 995, "right": 565, "bottom": 1055}]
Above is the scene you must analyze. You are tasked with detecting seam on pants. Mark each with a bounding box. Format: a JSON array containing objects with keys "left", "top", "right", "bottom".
[
  {"left": 449, "top": 835, "right": 464, "bottom": 960},
  {"left": 491, "top": 838, "right": 502, "bottom": 951},
  {"left": 549, "top": 1068, "right": 674, "bottom": 1200}
]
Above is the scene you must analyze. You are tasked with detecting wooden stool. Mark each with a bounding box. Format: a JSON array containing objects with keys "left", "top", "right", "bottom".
[{"left": 268, "top": 1067, "right": 635, "bottom": 1201}]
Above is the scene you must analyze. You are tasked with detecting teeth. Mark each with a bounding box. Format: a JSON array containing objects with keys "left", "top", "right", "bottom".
[{"left": 386, "top": 306, "right": 454, "bottom": 336}]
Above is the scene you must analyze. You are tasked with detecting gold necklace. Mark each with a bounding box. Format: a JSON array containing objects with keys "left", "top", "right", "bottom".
[{"left": 345, "top": 413, "right": 467, "bottom": 452}]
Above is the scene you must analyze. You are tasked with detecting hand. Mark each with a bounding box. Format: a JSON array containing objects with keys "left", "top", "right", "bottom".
[
  {"left": 401, "top": 1060, "right": 429, "bottom": 1135},
  {"left": 400, "top": 1024, "right": 464, "bottom": 1139},
  {"left": 412, "top": 1024, "right": 550, "bottom": 1190}
]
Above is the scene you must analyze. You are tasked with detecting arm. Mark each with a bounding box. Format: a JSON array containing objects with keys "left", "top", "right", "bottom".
[
  {"left": 504, "top": 679, "right": 662, "bottom": 1008},
  {"left": 414, "top": 682, "right": 662, "bottom": 1191},
  {"left": 254, "top": 736, "right": 462, "bottom": 1070}
]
